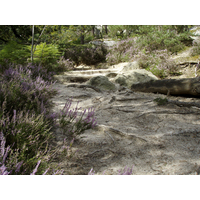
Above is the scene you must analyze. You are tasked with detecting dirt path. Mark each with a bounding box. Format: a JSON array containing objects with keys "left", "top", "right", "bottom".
[{"left": 49, "top": 81, "right": 200, "bottom": 175}]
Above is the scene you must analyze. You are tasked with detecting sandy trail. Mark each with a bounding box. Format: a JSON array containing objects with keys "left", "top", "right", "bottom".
[{"left": 49, "top": 81, "right": 200, "bottom": 175}]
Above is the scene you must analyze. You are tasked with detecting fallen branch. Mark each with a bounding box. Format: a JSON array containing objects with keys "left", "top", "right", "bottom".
[{"left": 131, "top": 77, "right": 200, "bottom": 96}]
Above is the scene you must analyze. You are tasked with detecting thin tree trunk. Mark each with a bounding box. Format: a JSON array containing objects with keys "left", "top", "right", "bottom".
[
  {"left": 105, "top": 25, "right": 108, "bottom": 34},
  {"left": 33, "top": 25, "right": 46, "bottom": 54},
  {"left": 80, "top": 32, "right": 84, "bottom": 44},
  {"left": 92, "top": 26, "right": 95, "bottom": 37},
  {"left": 31, "top": 25, "right": 34, "bottom": 63}
]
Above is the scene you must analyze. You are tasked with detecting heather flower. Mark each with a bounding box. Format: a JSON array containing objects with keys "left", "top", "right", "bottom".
[
  {"left": 0, "top": 164, "right": 9, "bottom": 175},
  {"left": 88, "top": 168, "right": 95, "bottom": 175},
  {"left": 118, "top": 165, "right": 134, "bottom": 175},
  {"left": 30, "top": 160, "right": 41, "bottom": 175}
]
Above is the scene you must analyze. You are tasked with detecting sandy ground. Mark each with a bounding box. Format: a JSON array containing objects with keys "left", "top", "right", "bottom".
[
  {"left": 47, "top": 44, "right": 200, "bottom": 175},
  {"left": 49, "top": 81, "right": 200, "bottom": 175}
]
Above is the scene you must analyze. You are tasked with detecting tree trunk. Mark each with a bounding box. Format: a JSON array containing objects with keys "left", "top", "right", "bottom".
[
  {"left": 92, "top": 26, "right": 95, "bottom": 37},
  {"left": 131, "top": 78, "right": 200, "bottom": 96},
  {"left": 105, "top": 25, "right": 108, "bottom": 34},
  {"left": 31, "top": 25, "right": 34, "bottom": 63},
  {"left": 80, "top": 32, "right": 84, "bottom": 44}
]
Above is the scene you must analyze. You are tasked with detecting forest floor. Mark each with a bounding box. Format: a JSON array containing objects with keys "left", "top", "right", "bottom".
[{"left": 49, "top": 48, "right": 200, "bottom": 175}]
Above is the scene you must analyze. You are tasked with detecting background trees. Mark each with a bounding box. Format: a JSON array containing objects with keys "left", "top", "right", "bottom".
[{"left": 0, "top": 25, "right": 194, "bottom": 72}]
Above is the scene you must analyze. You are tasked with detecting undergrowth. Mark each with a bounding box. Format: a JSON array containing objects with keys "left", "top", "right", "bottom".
[{"left": 0, "top": 63, "right": 97, "bottom": 175}]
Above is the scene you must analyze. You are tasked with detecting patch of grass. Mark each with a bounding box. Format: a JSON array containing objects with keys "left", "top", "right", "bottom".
[{"left": 153, "top": 97, "right": 168, "bottom": 106}]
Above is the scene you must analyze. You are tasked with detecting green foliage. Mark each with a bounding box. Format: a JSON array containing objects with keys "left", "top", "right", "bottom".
[
  {"left": 57, "top": 99, "right": 97, "bottom": 138},
  {"left": 64, "top": 43, "right": 107, "bottom": 66},
  {"left": 0, "top": 41, "right": 30, "bottom": 65},
  {"left": 0, "top": 104, "right": 53, "bottom": 174},
  {"left": 108, "top": 25, "right": 126, "bottom": 39},
  {"left": 30, "top": 42, "right": 61, "bottom": 69},
  {"left": 0, "top": 25, "right": 36, "bottom": 44},
  {"left": 56, "top": 56, "right": 75, "bottom": 72},
  {"left": 137, "top": 50, "right": 178, "bottom": 78},
  {"left": 153, "top": 97, "right": 168, "bottom": 106},
  {"left": 136, "top": 30, "right": 185, "bottom": 54},
  {"left": 190, "top": 38, "right": 200, "bottom": 57}
]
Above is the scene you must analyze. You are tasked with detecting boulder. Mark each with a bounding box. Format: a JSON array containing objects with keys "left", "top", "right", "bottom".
[
  {"left": 114, "top": 69, "right": 158, "bottom": 89},
  {"left": 87, "top": 76, "right": 117, "bottom": 92}
]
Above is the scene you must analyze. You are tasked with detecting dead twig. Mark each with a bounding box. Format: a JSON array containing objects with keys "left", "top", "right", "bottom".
[
  {"left": 105, "top": 131, "right": 115, "bottom": 143},
  {"left": 116, "top": 97, "right": 147, "bottom": 101},
  {"left": 89, "top": 149, "right": 104, "bottom": 155}
]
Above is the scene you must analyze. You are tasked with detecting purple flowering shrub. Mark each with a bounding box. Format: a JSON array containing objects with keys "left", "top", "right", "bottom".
[
  {"left": 106, "top": 36, "right": 179, "bottom": 78},
  {"left": 106, "top": 38, "right": 139, "bottom": 65},
  {"left": 58, "top": 99, "right": 97, "bottom": 137},
  {"left": 137, "top": 50, "right": 178, "bottom": 78},
  {"left": 0, "top": 101, "right": 54, "bottom": 174},
  {"left": 0, "top": 63, "right": 58, "bottom": 174},
  {"left": 0, "top": 129, "right": 69, "bottom": 175},
  {"left": 0, "top": 65, "right": 57, "bottom": 117},
  {"left": 0, "top": 62, "right": 98, "bottom": 174},
  {"left": 26, "top": 63, "right": 56, "bottom": 82},
  {"left": 57, "top": 56, "right": 75, "bottom": 72}
]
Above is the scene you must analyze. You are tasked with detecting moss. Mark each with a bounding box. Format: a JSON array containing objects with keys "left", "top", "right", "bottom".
[{"left": 154, "top": 97, "right": 168, "bottom": 106}]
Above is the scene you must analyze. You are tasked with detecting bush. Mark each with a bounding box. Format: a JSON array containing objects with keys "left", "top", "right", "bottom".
[
  {"left": 0, "top": 63, "right": 98, "bottom": 175},
  {"left": 64, "top": 44, "right": 107, "bottom": 66},
  {"left": 0, "top": 41, "right": 30, "bottom": 66},
  {"left": 190, "top": 37, "right": 200, "bottom": 57},
  {"left": 0, "top": 65, "right": 57, "bottom": 116},
  {"left": 137, "top": 50, "right": 178, "bottom": 78},
  {"left": 106, "top": 28, "right": 189, "bottom": 66},
  {"left": 106, "top": 37, "right": 138, "bottom": 65},
  {"left": 56, "top": 56, "right": 75, "bottom": 72},
  {"left": 57, "top": 98, "right": 97, "bottom": 137},
  {"left": 136, "top": 30, "right": 185, "bottom": 54},
  {"left": 0, "top": 102, "right": 54, "bottom": 174},
  {"left": 30, "top": 42, "right": 61, "bottom": 70}
]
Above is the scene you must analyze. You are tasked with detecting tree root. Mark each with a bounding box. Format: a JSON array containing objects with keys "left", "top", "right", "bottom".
[
  {"left": 66, "top": 84, "right": 102, "bottom": 93},
  {"left": 168, "top": 99, "right": 200, "bottom": 109},
  {"left": 95, "top": 124, "right": 148, "bottom": 142}
]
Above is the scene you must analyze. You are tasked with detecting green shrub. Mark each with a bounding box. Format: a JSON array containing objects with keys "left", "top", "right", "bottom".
[
  {"left": 137, "top": 50, "right": 178, "bottom": 78},
  {"left": 136, "top": 30, "right": 185, "bottom": 54},
  {"left": 30, "top": 42, "right": 61, "bottom": 70},
  {"left": 0, "top": 41, "right": 30, "bottom": 65},
  {"left": 0, "top": 66, "right": 57, "bottom": 116},
  {"left": 56, "top": 56, "right": 75, "bottom": 72},
  {"left": 0, "top": 100, "right": 54, "bottom": 174},
  {"left": 190, "top": 38, "right": 200, "bottom": 57},
  {"left": 57, "top": 99, "right": 97, "bottom": 137},
  {"left": 64, "top": 44, "right": 107, "bottom": 66},
  {"left": 106, "top": 37, "right": 138, "bottom": 65}
]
